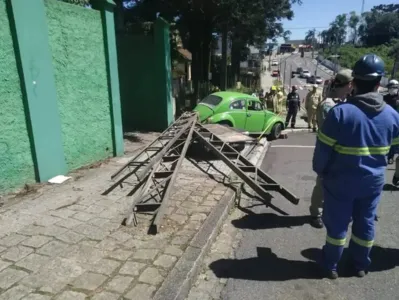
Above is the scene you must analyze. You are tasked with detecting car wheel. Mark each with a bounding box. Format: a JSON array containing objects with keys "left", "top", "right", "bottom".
[{"left": 270, "top": 123, "right": 283, "bottom": 140}]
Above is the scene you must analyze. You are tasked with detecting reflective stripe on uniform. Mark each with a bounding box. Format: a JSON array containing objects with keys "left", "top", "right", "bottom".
[
  {"left": 334, "top": 145, "right": 390, "bottom": 155},
  {"left": 318, "top": 132, "right": 391, "bottom": 156},
  {"left": 393, "top": 137, "right": 399, "bottom": 146},
  {"left": 318, "top": 131, "right": 336, "bottom": 147},
  {"left": 351, "top": 235, "right": 374, "bottom": 248},
  {"left": 326, "top": 235, "right": 346, "bottom": 246}
]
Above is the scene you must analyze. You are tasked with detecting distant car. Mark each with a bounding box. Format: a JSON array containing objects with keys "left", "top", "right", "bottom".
[
  {"left": 307, "top": 76, "right": 323, "bottom": 84},
  {"left": 193, "top": 92, "right": 285, "bottom": 139},
  {"left": 300, "top": 70, "right": 311, "bottom": 78},
  {"left": 272, "top": 70, "right": 280, "bottom": 77},
  {"left": 271, "top": 60, "right": 278, "bottom": 66}
]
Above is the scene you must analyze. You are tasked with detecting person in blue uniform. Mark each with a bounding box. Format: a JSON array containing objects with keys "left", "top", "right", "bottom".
[{"left": 313, "top": 54, "right": 399, "bottom": 279}]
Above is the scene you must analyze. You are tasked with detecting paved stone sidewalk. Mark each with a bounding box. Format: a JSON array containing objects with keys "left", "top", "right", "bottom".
[
  {"left": 185, "top": 192, "right": 250, "bottom": 300},
  {"left": 0, "top": 132, "right": 257, "bottom": 299}
]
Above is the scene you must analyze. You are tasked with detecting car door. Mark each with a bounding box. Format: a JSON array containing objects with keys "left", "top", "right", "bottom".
[
  {"left": 245, "top": 99, "right": 266, "bottom": 132},
  {"left": 226, "top": 99, "right": 247, "bottom": 129}
]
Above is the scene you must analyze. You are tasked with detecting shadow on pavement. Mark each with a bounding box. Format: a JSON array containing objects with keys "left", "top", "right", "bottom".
[
  {"left": 240, "top": 187, "right": 289, "bottom": 216},
  {"left": 302, "top": 246, "right": 399, "bottom": 276},
  {"left": 209, "top": 247, "right": 322, "bottom": 281},
  {"left": 232, "top": 212, "right": 310, "bottom": 230},
  {"left": 383, "top": 184, "right": 399, "bottom": 192}
]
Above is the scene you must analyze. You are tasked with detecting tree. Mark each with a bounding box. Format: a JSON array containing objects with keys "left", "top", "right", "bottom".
[
  {"left": 330, "top": 14, "right": 347, "bottom": 46},
  {"left": 117, "top": 0, "right": 300, "bottom": 96},
  {"left": 348, "top": 11, "right": 360, "bottom": 44},
  {"left": 359, "top": 5, "right": 399, "bottom": 46},
  {"left": 283, "top": 30, "right": 291, "bottom": 42},
  {"left": 304, "top": 29, "right": 316, "bottom": 46}
]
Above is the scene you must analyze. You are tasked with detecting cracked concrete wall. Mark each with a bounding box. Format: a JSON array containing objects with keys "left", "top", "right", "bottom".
[
  {"left": 0, "top": 0, "right": 36, "bottom": 192},
  {"left": 45, "top": 0, "right": 113, "bottom": 170}
]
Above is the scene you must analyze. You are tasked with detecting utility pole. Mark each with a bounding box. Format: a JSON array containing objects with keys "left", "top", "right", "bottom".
[
  {"left": 289, "top": 64, "right": 292, "bottom": 90},
  {"left": 283, "top": 58, "right": 287, "bottom": 87},
  {"left": 220, "top": 23, "right": 228, "bottom": 91},
  {"left": 311, "top": 29, "right": 315, "bottom": 60}
]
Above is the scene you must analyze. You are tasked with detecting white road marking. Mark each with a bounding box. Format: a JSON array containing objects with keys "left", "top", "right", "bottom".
[{"left": 271, "top": 145, "right": 315, "bottom": 148}]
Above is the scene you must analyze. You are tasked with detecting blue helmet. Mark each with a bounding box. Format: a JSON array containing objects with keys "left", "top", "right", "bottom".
[{"left": 352, "top": 54, "right": 385, "bottom": 81}]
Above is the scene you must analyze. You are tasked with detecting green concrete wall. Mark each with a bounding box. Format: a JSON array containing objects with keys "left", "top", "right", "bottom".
[
  {"left": 0, "top": 0, "right": 36, "bottom": 192},
  {"left": 117, "top": 20, "right": 174, "bottom": 132},
  {"left": 118, "top": 34, "right": 155, "bottom": 131},
  {"left": 45, "top": 0, "right": 113, "bottom": 170}
]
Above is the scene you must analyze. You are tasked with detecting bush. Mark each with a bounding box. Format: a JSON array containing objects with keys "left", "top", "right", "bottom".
[{"left": 322, "top": 44, "right": 394, "bottom": 75}]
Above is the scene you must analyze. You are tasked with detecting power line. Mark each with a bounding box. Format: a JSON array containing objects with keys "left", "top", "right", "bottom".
[{"left": 284, "top": 26, "right": 330, "bottom": 30}]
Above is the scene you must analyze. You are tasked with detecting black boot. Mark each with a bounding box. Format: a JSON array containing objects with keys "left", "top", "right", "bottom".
[
  {"left": 393, "top": 175, "right": 399, "bottom": 186},
  {"left": 345, "top": 262, "right": 368, "bottom": 278},
  {"left": 312, "top": 127, "right": 317, "bottom": 133},
  {"left": 310, "top": 217, "right": 324, "bottom": 229},
  {"left": 325, "top": 269, "right": 338, "bottom": 280}
]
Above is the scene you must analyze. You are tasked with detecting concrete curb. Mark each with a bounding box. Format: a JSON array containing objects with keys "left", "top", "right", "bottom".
[
  {"left": 282, "top": 128, "right": 315, "bottom": 134},
  {"left": 153, "top": 139, "right": 269, "bottom": 300}
]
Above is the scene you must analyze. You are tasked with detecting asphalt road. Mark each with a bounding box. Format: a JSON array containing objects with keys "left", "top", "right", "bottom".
[
  {"left": 215, "top": 132, "right": 399, "bottom": 300},
  {"left": 278, "top": 53, "right": 332, "bottom": 101}
]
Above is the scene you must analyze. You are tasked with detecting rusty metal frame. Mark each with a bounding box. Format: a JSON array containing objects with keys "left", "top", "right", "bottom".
[
  {"left": 194, "top": 123, "right": 300, "bottom": 205},
  {"left": 103, "top": 112, "right": 197, "bottom": 195},
  {"left": 106, "top": 113, "right": 299, "bottom": 234},
  {"left": 122, "top": 115, "right": 197, "bottom": 233}
]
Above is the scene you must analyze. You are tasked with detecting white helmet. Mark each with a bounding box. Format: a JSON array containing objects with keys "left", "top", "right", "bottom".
[
  {"left": 388, "top": 79, "right": 399, "bottom": 96},
  {"left": 388, "top": 79, "right": 399, "bottom": 88}
]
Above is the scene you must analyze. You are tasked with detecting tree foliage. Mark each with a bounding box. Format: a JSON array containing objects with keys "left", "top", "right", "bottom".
[
  {"left": 319, "top": 3, "right": 399, "bottom": 77},
  {"left": 304, "top": 29, "right": 316, "bottom": 45},
  {"left": 115, "top": 0, "right": 299, "bottom": 92}
]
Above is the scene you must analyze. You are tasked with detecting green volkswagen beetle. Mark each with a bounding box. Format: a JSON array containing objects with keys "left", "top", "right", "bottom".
[{"left": 194, "top": 91, "right": 285, "bottom": 140}]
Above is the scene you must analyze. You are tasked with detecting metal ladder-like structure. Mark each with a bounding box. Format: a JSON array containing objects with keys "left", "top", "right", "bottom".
[
  {"left": 103, "top": 112, "right": 197, "bottom": 196},
  {"left": 193, "top": 123, "right": 299, "bottom": 206},
  {"left": 104, "top": 113, "right": 299, "bottom": 234}
]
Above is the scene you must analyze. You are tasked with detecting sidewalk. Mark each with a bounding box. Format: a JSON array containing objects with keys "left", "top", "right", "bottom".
[{"left": 0, "top": 132, "right": 268, "bottom": 299}]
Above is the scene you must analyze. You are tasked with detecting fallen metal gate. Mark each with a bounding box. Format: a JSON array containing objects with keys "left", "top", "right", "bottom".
[
  {"left": 194, "top": 123, "right": 300, "bottom": 205},
  {"left": 103, "top": 112, "right": 197, "bottom": 196},
  {"left": 105, "top": 113, "right": 299, "bottom": 234}
]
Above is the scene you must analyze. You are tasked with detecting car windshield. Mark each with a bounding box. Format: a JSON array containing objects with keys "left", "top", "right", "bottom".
[
  {"left": 303, "top": 70, "right": 310, "bottom": 73},
  {"left": 199, "top": 94, "right": 223, "bottom": 107}
]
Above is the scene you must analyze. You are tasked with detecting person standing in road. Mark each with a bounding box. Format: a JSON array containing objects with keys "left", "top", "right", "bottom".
[
  {"left": 309, "top": 69, "right": 353, "bottom": 229},
  {"left": 313, "top": 54, "right": 399, "bottom": 279},
  {"left": 285, "top": 86, "right": 300, "bottom": 128},
  {"left": 276, "top": 87, "right": 284, "bottom": 113},
  {"left": 384, "top": 80, "right": 399, "bottom": 166},
  {"left": 266, "top": 86, "right": 277, "bottom": 111},
  {"left": 384, "top": 79, "right": 399, "bottom": 185},
  {"left": 305, "top": 84, "right": 322, "bottom": 132}
]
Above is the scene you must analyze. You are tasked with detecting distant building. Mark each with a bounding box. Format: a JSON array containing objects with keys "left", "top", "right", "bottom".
[{"left": 286, "top": 40, "right": 305, "bottom": 46}]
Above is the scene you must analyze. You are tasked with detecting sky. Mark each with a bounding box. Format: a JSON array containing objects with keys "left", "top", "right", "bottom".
[{"left": 281, "top": 0, "right": 396, "bottom": 41}]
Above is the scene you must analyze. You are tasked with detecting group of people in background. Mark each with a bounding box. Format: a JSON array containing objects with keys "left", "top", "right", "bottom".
[{"left": 254, "top": 86, "right": 285, "bottom": 114}]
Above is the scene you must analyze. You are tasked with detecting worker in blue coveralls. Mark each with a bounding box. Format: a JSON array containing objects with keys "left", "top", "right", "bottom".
[{"left": 313, "top": 54, "right": 399, "bottom": 280}]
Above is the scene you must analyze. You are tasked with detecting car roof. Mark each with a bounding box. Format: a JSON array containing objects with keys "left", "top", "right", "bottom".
[
  {"left": 211, "top": 91, "right": 258, "bottom": 101},
  {"left": 303, "top": 70, "right": 310, "bottom": 72}
]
